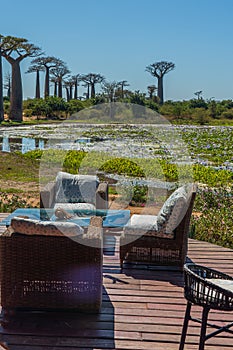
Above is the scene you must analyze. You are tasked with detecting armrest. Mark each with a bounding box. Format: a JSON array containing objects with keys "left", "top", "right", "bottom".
[
  {"left": 86, "top": 216, "right": 103, "bottom": 240},
  {"left": 40, "top": 181, "right": 56, "bottom": 208},
  {"left": 96, "top": 182, "right": 109, "bottom": 210}
]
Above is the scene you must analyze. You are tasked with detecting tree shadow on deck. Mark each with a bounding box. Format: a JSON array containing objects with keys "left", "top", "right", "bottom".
[
  {"left": 120, "top": 256, "right": 196, "bottom": 288},
  {"left": 0, "top": 287, "right": 115, "bottom": 350},
  {"left": 122, "top": 265, "right": 185, "bottom": 288}
]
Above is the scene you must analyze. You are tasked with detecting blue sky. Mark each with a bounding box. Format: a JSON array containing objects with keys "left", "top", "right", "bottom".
[{"left": 1, "top": 0, "right": 233, "bottom": 101}]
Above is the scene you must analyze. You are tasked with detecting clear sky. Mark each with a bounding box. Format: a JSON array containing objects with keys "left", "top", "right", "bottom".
[{"left": 1, "top": 0, "right": 233, "bottom": 101}]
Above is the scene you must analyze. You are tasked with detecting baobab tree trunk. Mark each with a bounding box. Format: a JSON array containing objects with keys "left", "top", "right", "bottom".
[
  {"left": 87, "top": 84, "right": 90, "bottom": 99},
  {"left": 44, "top": 66, "right": 50, "bottom": 98},
  {"left": 91, "top": 83, "right": 95, "bottom": 98},
  {"left": 66, "top": 87, "right": 70, "bottom": 101},
  {"left": 158, "top": 76, "right": 163, "bottom": 104},
  {"left": 36, "top": 70, "right": 40, "bottom": 99},
  {"left": 9, "top": 60, "right": 23, "bottom": 121},
  {"left": 74, "top": 82, "right": 78, "bottom": 99},
  {"left": 0, "top": 43, "right": 3, "bottom": 122},
  {"left": 58, "top": 80, "right": 62, "bottom": 98},
  {"left": 54, "top": 82, "right": 57, "bottom": 97},
  {"left": 69, "top": 85, "right": 73, "bottom": 100}
]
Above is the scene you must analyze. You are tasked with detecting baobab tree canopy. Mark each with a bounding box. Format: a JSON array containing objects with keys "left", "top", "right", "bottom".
[
  {"left": 29, "top": 56, "right": 63, "bottom": 98},
  {"left": 146, "top": 61, "right": 175, "bottom": 104},
  {"left": 81, "top": 73, "right": 105, "bottom": 98},
  {"left": 0, "top": 35, "right": 41, "bottom": 121}
]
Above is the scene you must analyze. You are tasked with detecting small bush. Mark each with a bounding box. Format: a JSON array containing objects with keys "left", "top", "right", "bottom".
[
  {"left": 191, "top": 186, "right": 233, "bottom": 249},
  {"left": 221, "top": 109, "right": 233, "bottom": 119},
  {"left": 100, "top": 158, "right": 145, "bottom": 177}
]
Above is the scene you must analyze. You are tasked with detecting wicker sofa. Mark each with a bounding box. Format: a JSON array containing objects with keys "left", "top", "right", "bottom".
[
  {"left": 40, "top": 171, "right": 109, "bottom": 211},
  {"left": 120, "top": 184, "right": 197, "bottom": 270},
  {"left": 0, "top": 216, "right": 103, "bottom": 314}
]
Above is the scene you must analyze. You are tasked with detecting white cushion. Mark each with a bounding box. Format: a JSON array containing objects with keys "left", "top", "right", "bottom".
[
  {"left": 124, "top": 214, "right": 174, "bottom": 238},
  {"left": 54, "top": 202, "right": 96, "bottom": 213},
  {"left": 127, "top": 214, "right": 158, "bottom": 230},
  {"left": 11, "top": 217, "right": 84, "bottom": 237},
  {"left": 206, "top": 278, "right": 233, "bottom": 293}
]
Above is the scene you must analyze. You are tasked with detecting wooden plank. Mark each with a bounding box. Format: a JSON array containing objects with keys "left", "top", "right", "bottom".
[{"left": 0, "top": 213, "right": 233, "bottom": 350}]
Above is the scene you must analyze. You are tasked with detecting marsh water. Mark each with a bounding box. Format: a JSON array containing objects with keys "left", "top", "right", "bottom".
[{"left": 0, "top": 123, "right": 232, "bottom": 170}]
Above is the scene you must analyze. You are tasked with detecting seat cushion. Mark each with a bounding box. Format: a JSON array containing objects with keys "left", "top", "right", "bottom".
[
  {"left": 124, "top": 214, "right": 174, "bottom": 239},
  {"left": 10, "top": 217, "right": 84, "bottom": 237},
  {"left": 55, "top": 171, "right": 99, "bottom": 205},
  {"left": 206, "top": 279, "right": 233, "bottom": 293},
  {"left": 157, "top": 185, "right": 191, "bottom": 233}
]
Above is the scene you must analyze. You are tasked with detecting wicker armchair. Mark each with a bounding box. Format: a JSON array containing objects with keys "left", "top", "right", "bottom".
[
  {"left": 179, "top": 263, "right": 233, "bottom": 350},
  {"left": 120, "top": 184, "right": 197, "bottom": 270},
  {"left": 40, "top": 171, "right": 108, "bottom": 211},
  {"left": 0, "top": 216, "right": 103, "bottom": 315}
]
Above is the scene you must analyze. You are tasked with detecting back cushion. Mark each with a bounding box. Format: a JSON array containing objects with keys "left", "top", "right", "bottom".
[
  {"left": 55, "top": 171, "right": 99, "bottom": 205},
  {"left": 157, "top": 185, "right": 191, "bottom": 233}
]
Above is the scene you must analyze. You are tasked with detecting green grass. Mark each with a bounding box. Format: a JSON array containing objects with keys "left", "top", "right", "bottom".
[
  {"left": 0, "top": 187, "right": 24, "bottom": 194},
  {"left": 0, "top": 152, "right": 39, "bottom": 182}
]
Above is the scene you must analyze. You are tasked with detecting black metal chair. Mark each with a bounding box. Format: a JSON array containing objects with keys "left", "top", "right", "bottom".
[{"left": 179, "top": 263, "right": 233, "bottom": 350}]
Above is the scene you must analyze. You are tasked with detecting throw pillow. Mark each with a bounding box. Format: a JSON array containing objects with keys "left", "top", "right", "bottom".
[
  {"left": 55, "top": 171, "right": 99, "bottom": 205},
  {"left": 157, "top": 185, "right": 190, "bottom": 233}
]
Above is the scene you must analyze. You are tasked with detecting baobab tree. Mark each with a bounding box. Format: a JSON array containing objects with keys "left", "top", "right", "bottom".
[
  {"left": 101, "top": 81, "right": 119, "bottom": 102},
  {"left": 82, "top": 82, "right": 90, "bottom": 99},
  {"left": 81, "top": 73, "right": 105, "bottom": 99},
  {"left": 64, "top": 81, "right": 71, "bottom": 101},
  {"left": 64, "top": 76, "right": 79, "bottom": 100},
  {"left": 72, "top": 74, "right": 81, "bottom": 99},
  {"left": 26, "top": 64, "right": 43, "bottom": 99},
  {"left": 50, "top": 63, "right": 70, "bottom": 98},
  {"left": 0, "top": 35, "right": 41, "bottom": 121},
  {"left": 146, "top": 61, "right": 175, "bottom": 104},
  {"left": 63, "top": 77, "right": 73, "bottom": 101},
  {"left": 118, "top": 80, "right": 130, "bottom": 99},
  {"left": 29, "top": 56, "right": 62, "bottom": 98},
  {"left": 194, "top": 90, "right": 203, "bottom": 100},
  {"left": 51, "top": 76, "right": 58, "bottom": 96},
  {"left": 147, "top": 85, "right": 157, "bottom": 100}
]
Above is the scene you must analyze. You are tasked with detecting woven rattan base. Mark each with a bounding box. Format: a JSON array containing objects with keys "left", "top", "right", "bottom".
[{"left": 0, "top": 234, "right": 103, "bottom": 313}]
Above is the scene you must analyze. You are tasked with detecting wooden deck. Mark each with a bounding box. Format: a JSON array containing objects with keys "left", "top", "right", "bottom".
[{"left": 0, "top": 213, "right": 232, "bottom": 349}]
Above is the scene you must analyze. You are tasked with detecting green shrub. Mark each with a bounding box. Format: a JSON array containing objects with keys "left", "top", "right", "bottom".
[
  {"left": 221, "top": 109, "right": 233, "bottom": 119},
  {"left": 23, "top": 109, "right": 33, "bottom": 118},
  {"left": 100, "top": 158, "right": 145, "bottom": 177},
  {"left": 191, "top": 186, "right": 233, "bottom": 249}
]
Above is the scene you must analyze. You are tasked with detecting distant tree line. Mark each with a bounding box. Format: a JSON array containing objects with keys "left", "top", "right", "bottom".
[
  {"left": 1, "top": 34, "right": 233, "bottom": 124},
  {"left": 0, "top": 34, "right": 178, "bottom": 122}
]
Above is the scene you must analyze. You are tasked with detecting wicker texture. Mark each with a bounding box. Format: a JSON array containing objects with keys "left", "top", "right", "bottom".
[
  {"left": 0, "top": 216, "right": 103, "bottom": 313},
  {"left": 120, "top": 184, "right": 197, "bottom": 269},
  {"left": 184, "top": 263, "right": 233, "bottom": 311},
  {"left": 180, "top": 263, "right": 233, "bottom": 350}
]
